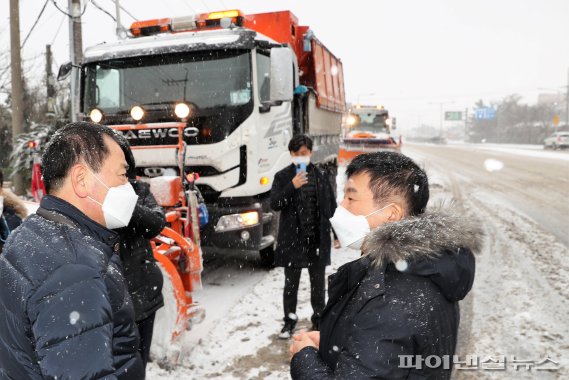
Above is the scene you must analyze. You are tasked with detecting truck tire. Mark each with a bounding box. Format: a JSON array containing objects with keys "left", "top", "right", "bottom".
[
  {"left": 259, "top": 210, "right": 279, "bottom": 268},
  {"left": 259, "top": 245, "right": 275, "bottom": 268}
]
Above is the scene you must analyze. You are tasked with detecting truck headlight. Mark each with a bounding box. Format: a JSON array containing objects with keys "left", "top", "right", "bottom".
[
  {"left": 130, "top": 105, "right": 145, "bottom": 121},
  {"left": 175, "top": 102, "right": 191, "bottom": 119},
  {"left": 89, "top": 108, "right": 103, "bottom": 123},
  {"left": 215, "top": 211, "right": 259, "bottom": 232}
]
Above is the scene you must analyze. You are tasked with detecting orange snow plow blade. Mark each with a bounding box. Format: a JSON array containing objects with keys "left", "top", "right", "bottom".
[
  {"left": 152, "top": 226, "right": 203, "bottom": 341},
  {"left": 338, "top": 147, "right": 365, "bottom": 165},
  {"left": 148, "top": 174, "right": 204, "bottom": 348},
  {"left": 338, "top": 139, "right": 401, "bottom": 165}
]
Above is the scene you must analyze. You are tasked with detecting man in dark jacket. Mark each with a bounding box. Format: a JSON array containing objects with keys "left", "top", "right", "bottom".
[
  {"left": 290, "top": 151, "right": 481, "bottom": 379},
  {"left": 0, "top": 122, "right": 144, "bottom": 379},
  {"left": 116, "top": 137, "right": 166, "bottom": 368},
  {"left": 271, "top": 134, "right": 337, "bottom": 338}
]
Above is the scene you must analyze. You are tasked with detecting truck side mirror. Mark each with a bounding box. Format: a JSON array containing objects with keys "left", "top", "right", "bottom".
[
  {"left": 303, "top": 30, "right": 314, "bottom": 52},
  {"left": 57, "top": 62, "right": 72, "bottom": 81},
  {"left": 269, "top": 47, "right": 293, "bottom": 103}
]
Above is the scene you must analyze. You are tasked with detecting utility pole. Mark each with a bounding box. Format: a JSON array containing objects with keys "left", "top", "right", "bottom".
[
  {"left": 429, "top": 100, "right": 454, "bottom": 137},
  {"left": 46, "top": 45, "right": 56, "bottom": 117},
  {"left": 464, "top": 107, "right": 468, "bottom": 141},
  {"left": 68, "top": 0, "right": 83, "bottom": 122},
  {"left": 9, "top": 0, "right": 25, "bottom": 195},
  {"left": 566, "top": 67, "right": 569, "bottom": 127}
]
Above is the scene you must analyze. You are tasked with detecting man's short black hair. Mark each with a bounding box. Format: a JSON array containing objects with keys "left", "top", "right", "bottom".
[
  {"left": 346, "top": 152, "right": 429, "bottom": 216},
  {"left": 288, "top": 134, "right": 313, "bottom": 153},
  {"left": 42, "top": 122, "right": 122, "bottom": 193},
  {"left": 0, "top": 169, "right": 3, "bottom": 188},
  {"left": 114, "top": 132, "right": 137, "bottom": 180}
]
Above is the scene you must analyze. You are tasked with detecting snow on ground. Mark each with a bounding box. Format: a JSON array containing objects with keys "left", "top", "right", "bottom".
[
  {"left": 458, "top": 191, "right": 569, "bottom": 379},
  {"left": 146, "top": 247, "right": 360, "bottom": 379},
  {"left": 147, "top": 169, "right": 360, "bottom": 379},
  {"left": 406, "top": 148, "right": 569, "bottom": 379},
  {"left": 445, "top": 141, "right": 569, "bottom": 162}
]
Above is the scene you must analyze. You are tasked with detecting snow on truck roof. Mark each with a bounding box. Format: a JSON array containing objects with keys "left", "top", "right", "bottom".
[{"left": 83, "top": 28, "right": 277, "bottom": 63}]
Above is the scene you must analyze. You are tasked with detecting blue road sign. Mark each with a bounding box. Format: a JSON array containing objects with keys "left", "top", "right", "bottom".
[{"left": 474, "top": 107, "right": 496, "bottom": 120}]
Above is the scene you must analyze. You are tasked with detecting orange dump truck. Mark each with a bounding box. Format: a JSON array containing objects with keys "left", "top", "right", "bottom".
[{"left": 76, "top": 9, "right": 346, "bottom": 266}]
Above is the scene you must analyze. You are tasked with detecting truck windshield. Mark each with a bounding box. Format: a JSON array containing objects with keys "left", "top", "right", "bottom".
[
  {"left": 351, "top": 111, "right": 389, "bottom": 133},
  {"left": 83, "top": 50, "right": 253, "bottom": 144},
  {"left": 84, "top": 50, "right": 252, "bottom": 111}
]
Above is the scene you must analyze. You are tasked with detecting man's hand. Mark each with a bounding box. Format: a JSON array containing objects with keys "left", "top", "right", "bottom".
[
  {"left": 302, "top": 331, "right": 320, "bottom": 347},
  {"left": 292, "top": 171, "right": 308, "bottom": 189},
  {"left": 290, "top": 330, "right": 319, "bottom": 360}
]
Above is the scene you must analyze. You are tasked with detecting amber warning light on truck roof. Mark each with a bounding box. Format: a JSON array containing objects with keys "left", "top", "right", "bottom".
[
  {"left": 207, "top": 10, "right": 242, "bottom": 20},
  {"left": 129, "top": 10, "right": 244, "bottom": 37},
  {"left": 130, "top": 18, "right": 171, "bottom": 37}
]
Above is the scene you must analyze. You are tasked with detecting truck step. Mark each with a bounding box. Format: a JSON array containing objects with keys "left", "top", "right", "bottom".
[
  {"left": 259, "top": 235, "right": 275, "bottom": 250},
  {"left": 262, "top": 212, "right": 273, "bottom": 224}
]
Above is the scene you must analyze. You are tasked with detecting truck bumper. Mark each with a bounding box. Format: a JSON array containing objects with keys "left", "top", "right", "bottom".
[{"left": 200, "top": 201, "right": 274, "bottom": 254}]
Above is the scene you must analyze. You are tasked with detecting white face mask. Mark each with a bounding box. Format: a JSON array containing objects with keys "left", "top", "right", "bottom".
[
  {"left": 87, "top": 172, "right": 138, "bottom": 229},
  {"left": 291, "top": 156, "right": 310, "bottom": 166},
  {"left": 329, "top": 204, "right": 393, "bottom": 250}
]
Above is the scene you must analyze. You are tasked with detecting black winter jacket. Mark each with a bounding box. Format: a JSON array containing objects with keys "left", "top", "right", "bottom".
[
  {"left": 270, "top": 164, "right": 337, "bottom": 268},
  {"left": 0, "top": 195, "right": 144, "bottom": 380},
  {"left": 291, "top": 210, "right": 482, "bottom": 380},
  {"left": 118, "top": 181, "right": 166, "bottom": 322}
]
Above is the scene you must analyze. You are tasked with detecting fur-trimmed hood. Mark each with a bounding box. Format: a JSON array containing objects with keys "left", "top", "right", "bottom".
[
  {"left": 361, "top": 209, "right": 483, "bottom": 301},
  {"left": 0, "top": 188, "right": 28, "bottom": 219}
]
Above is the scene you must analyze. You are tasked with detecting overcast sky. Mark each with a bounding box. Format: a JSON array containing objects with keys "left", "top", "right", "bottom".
[{"left": 3, "top": 0, "right": 569, "bottom": 131}]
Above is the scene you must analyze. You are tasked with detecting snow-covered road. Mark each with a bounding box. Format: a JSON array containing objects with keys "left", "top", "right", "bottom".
[
  {"left": 406, "top": 144, "right": 569, "bottom": 380},
  {"left": 147, "top": 143, "right": 568, "bottom": 379}
]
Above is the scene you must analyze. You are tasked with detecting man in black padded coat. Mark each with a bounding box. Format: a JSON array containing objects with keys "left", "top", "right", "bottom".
[
  {"left": 290, "top": 152, "right": 481, "bottom": 380},
  {"left": 116, "top": 136, "right": 166, "bottom": 368},
  {"left": 271, "top": 134, "right": 337, "bottom": 339}
]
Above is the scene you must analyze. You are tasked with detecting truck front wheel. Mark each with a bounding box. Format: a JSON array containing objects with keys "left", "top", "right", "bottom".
[
  {"left": 259, "top": 210, "right": 279, "bottom": 268},
  {"left": 259, "top": 245, "right": 275, "bottom": 268}
]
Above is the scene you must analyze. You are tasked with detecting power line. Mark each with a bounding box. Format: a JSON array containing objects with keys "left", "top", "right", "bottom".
[
  {"left": 50, "top": 14, "right": 67, "bottom": 46},
  {"left": 21, "top": 0, "right": 50, "bottom": 49},
  {"left": 50, "top": 0, "right": 88, "bottom": 18},
  {"left": 181, "top": 0, "right": 197, "bottom": 14},
  {"left": 109, "top": 0, "right": 138, "bottom": 21},
  {"left": 0, "top": 54, "right": 44, "bottom": 92},
  {"left": 198, "top": 0, "right": 210, "bottom": 11},
  {"left": 90, "top": 0, "right": 116, "bottom": 21}
]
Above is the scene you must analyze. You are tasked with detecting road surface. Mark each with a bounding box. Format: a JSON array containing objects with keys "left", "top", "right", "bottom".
[{"left": 404, "top": 143, "right": 568, "bottom": 380}]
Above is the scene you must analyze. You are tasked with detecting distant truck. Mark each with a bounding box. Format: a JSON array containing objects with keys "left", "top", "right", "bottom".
[
  {"left": 72, "top": 9, "right": 346, "bottom": 265},
  {"left": 339, "top": 105, "right": 400, "bottom": 164}
]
